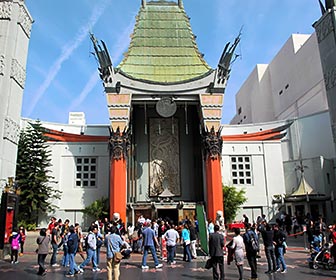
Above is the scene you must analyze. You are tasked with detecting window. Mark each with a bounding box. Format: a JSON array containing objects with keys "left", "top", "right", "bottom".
[
  {"left": 230, "top": 156, "right": 253, "bottom": 185},
  {"left": 75, "top": 157, "right": 97, "bottom": 188}
]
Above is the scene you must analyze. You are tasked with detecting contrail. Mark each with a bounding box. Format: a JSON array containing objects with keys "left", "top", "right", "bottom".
[
  {"left": 26, "top": 0, "right": 112, "bottom": 116},
  {"left": 68, "top": 17, "right": 135, "bottom": 112}
]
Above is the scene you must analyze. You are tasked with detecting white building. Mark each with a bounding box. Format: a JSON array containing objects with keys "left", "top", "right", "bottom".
[
  {"left": 23, "top": 115, "right": 288, "bottom": 227},
  {"left": 230, "top": 33, "right": 336, "bottom": 223},
  {"left": 0, "top": 0, "right": 33, "bottom": 189}
]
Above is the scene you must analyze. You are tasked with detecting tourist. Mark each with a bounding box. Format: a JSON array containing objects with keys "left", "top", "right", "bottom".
[
  {"left": 79, "top": 225, "right": 100, "bottom": 272},
  {"left": 9, "top": 228, "right": 21, "bottom": 264},
  {"left": 47, "top": 217, "right": 57, "bottom": 232},
  {"left": 105, "top": 225, "right": 125, "bottom": 280},
  {"left": 75, "top": 223, "right": 86, "bottom": 260},
  {"left": 273, "top": 223, "right": 287, "bottom": 273},
  {"left": 65, "top": 225, "right": 82, "bottom": 277},
  {"left": 18, "top": 226, "right": 26, "bottom": 256},
  {"left": 188, "top": 221, "right": 197, "bottom": 259},
  {"left": 208, "top": 224, "right": 225, "bottom": 280},
  {"left": 50, "top": 222, "right": 60, "bottom": 267},
  {"left": 181, "top": 223, "right": 192, "bottom": 262},
  {"left": 163, "top": 224, "right": 179, "bottom": 265},
  {"left": 243, "top": 214, "right": 249, "bottom": 229},
  {"left": 330, "top": 223, "right": 336, "bottom": 266},
  {"left": 141, "top": 220, "right": 163, "bottom": 269},
  {"left": 207, "top": 219, "right": 215, "bottom": 234},
  {"left": 229, "top": 228, "right": 244, "bottom": 280},
  {"left": 36, "top": 228, "right": 50, "bottom": 276},
  {"left": 259, "top": 222, "right": 276, "bottom": 273},
  {"left": 243, "top": 223, "right": 259, "bottom": 280}
]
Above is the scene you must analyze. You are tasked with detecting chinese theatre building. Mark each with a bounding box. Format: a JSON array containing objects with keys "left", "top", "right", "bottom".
[{"left": 90, "top": 0, "right": 240, "bottom": 224}]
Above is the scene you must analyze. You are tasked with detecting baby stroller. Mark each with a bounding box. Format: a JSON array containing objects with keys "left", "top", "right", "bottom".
[{"left": 308, "top": 242, "right": 333, "bottom": 270}]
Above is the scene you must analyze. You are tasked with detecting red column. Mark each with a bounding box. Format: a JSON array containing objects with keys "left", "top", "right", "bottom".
[
  {"left": 205, "top": 156, "right": 224, "bottom": 222},
  {"left": 109, "top": 157, "right": 127, "bottom": 223}
]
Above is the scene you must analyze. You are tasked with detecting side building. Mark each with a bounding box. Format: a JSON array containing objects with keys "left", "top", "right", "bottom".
[{"left": 230, "top": 32, "right": 336, "bottom": 224}]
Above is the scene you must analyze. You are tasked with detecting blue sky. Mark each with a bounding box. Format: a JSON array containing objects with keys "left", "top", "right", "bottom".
[{"left": 23, "top": 0, "right": 322, "bottom": 125}]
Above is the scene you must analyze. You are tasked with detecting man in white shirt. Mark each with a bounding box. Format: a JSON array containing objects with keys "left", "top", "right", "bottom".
[{"left": 163, "top": 224, "right": 179, "bottom": 265}]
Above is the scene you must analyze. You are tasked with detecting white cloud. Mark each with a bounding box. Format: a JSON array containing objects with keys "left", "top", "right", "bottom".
[
  {"left": 67, "top": 17, "right": 135, "bottom": 111},
  {"left": 26, "top": 0, "right": 112, "bottom": 116}
]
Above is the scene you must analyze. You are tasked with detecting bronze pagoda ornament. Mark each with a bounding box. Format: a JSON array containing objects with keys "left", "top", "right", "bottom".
[
  {"left": 109, "top": 127, "right": 131, "bottom": 160},
  {"left": 202, "top": 126, "right": 223, "bottom": 160}
]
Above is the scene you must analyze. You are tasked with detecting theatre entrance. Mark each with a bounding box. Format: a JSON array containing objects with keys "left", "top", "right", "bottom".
[{"left": 157, "top": 209, "right": 178, "bottom": 225}]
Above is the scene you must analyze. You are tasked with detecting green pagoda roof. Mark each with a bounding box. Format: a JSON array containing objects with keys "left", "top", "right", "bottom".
[{"left": 116, "top": 0, "right": 212, "bottom": 84}]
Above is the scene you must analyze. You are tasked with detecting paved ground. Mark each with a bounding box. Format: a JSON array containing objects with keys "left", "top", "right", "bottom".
[{"left": 0, "top": 232, "right": 335, "bottom": 279}]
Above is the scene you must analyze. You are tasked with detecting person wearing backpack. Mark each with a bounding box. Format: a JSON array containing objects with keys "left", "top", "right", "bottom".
[
  {"left": 273, "top": 223, "right": 287, "bottom": 273},
  {"left": 243, "top": 223, "right": 259, "bottom": 280},
  {"left": 65, "top": 225, "right": 82, "bottom": 277},
  {"left": 79, "top": 225, "right": 100, "bottom": 272},
  {"left": 9, "top": 229, "right": 21, "bottom": 264}
]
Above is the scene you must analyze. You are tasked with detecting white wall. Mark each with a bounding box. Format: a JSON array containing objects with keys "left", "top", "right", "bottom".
[
  {"left": 231, "top": 33, "right": 328, "bottom": 125},
  {"left": 221, "top": 124, "right": 286, "bottom": 222}
]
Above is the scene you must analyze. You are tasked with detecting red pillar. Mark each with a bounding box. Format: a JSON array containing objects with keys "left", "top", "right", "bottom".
[
  {"left": 205, "top": 156, "right": 223, "bottom": 222},
  {"left": 109, "top": 157, "right": 127, "bottom": 223}
]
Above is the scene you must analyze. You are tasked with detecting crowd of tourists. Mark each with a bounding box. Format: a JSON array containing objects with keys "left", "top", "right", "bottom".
[
  {"left": 7, "top": 211, "right": 336, "bottom": 280},
  {"left": 10, "top": 214, "right": 200, "bottom": 279}
]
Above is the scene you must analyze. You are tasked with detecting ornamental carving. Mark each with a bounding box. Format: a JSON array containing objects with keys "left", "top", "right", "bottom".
[
  {"left": 10, "top": 58, "right": 25, "bottom": 88},
  {"left": 149, "top": 118, "right": 180, "bottom": 197},
  {"left": 315, "top": 13, "right": 334, "bottom": 43},
  {"left": 202, "top": 126, "right": 223, "bottom": 160},
  {"left": 324, "top": 64, "right": 336, "bottom": 90},
  {"left": 3, "top": 117, "right": 20, "bottom": 144},
  {"left": 0, "top": 2, "right": 12, "bottom": 19},
  {"left": 0, "top": 54, "right": 5, "bottom": 75},
  {"left": 18, "top": 5, "right": 32, "bottom": 38},
  {"left": 109, "top": 127, "right": 130, "bottom": 160}
]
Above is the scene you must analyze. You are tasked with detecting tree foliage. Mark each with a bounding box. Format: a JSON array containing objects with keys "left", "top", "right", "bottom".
[
  {"left": 82, "top": 197, "right": 109, "bottom": 220},
  {"left": 15, "top": 121, "right": 61, "bottom": 225},
  {"left": 223, "top": 185, "right": 247, "bottom": 223}
]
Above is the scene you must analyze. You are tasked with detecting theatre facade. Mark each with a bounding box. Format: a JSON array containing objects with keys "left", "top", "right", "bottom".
[{"left": 22, "top": 0, "right": 290, "bottom": 227}]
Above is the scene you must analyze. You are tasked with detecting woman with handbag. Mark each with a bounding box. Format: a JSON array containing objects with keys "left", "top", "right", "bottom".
[
  {"left": 104, "top": 225, "right": 125, "bottom": 280},
  {"left": 36, "top": 228, "right": 50, "bottom": 276}
]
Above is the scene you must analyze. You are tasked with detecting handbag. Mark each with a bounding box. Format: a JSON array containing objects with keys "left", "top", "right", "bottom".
[
  {"left": 205, "top": 258, "right": 212, "bottom": 269},
  {"left": 113, "top": 251, "right": 123, "bottom": 263}
]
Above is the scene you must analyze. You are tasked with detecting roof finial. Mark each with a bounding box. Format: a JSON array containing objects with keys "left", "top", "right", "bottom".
[
  {"left": 178, "top": 0, "right": 184, "bottom": 8},
  {"left": 142, "top": 0, "right": 146, "bottom": 8}
]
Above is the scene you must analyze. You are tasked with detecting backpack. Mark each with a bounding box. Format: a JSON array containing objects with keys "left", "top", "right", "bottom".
[
  {"left": 11, "top": 234, "right": 20, "bottom": 250},
  {"left": 243, "top": 230, "right": 259, "bottom": 252}
]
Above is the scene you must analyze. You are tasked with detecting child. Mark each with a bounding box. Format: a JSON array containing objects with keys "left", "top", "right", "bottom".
[
  {"left": 19, "top": 226, "right": 26, "bottom": 256},
  {"left": 9, "top": 229, "right": 21, "bottom": 264}
]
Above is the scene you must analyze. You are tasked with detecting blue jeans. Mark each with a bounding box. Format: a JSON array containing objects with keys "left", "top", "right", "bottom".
[
  {"left": 183, "top": 243, "right": 192, "bottom": 262},
  {"left": 96, "top": 246, "right": 101, "bottom": 265},
  {"left": 265, "top": 245, "right": 276, "bottom": 271},
  {"left": 79, "top": 248, "right": 98, "bottom": 269},
  {"left": 142, "top": 245, "right": 159, "bottom": 266},
  {"left": 275, "top": 246, "right": 287, "bottom": 270},
  {"left": 62, "top": 244, "right": 69, "bottom": 266},
  {"left": 50, "top": 243, "right": 58, "bottom": 265},
  {"left": 167, "top": 245, "right": 176, "bottom": 263},
  {"left": 68, "top": 253, "right": 80, "bottom": 274}
]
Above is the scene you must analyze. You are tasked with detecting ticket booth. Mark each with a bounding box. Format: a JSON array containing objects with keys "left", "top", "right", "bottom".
[{"left": 0, "top": 191, "right": 19, "bottom": 258}]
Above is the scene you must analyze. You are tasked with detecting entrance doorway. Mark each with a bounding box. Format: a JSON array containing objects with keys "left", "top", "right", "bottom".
[{"left": 157, "top": 209, "right": 178, "bottom": 225}]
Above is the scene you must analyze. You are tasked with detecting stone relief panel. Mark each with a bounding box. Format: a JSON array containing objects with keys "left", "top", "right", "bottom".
[
  {"left": 0, "top": 2, "right": 12, "bottom": 19},
  {"left": 149, "top": 118, "right": 180, "bottom": 197},
  {"left": 10, "top": 58, "right": 25, "bottom": 88},
  {"left": 0, "top": 54, "right": 5, "bottom": 75},
  {"left": 315, "top": 13, "right": 334, "bottom": 43},
  {"left": 18, "top": 5, "right": 32, "bottom": 38},
  {"left": 3, "top": 117, "right": 20, "bottom": 144}
]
